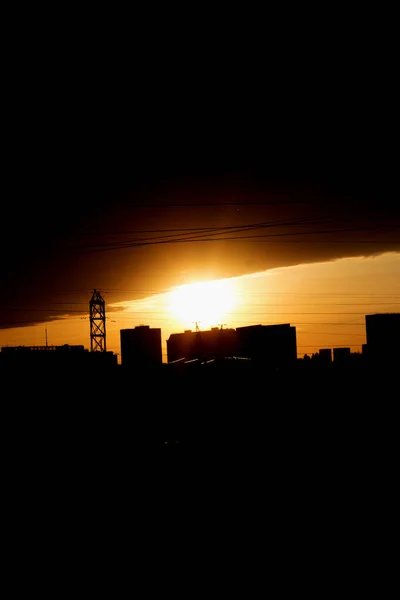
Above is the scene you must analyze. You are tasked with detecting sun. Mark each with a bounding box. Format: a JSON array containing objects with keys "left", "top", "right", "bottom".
[{"left": 168, "top": 279, "right": 236, "bottom": 330}]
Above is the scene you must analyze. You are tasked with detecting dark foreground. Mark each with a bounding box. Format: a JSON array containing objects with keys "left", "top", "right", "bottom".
[
  {"left": 2, "top": 361, "right": 397, "bottom": 469},
  {"left": 1, "top": 361, "right": 397, "bottom": 585}
]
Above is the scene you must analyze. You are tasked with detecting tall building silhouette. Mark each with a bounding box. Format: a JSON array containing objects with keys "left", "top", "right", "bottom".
[
  {"left": 120, "top": 325, "right": 162, "bottom": 369},
  {"left": 365, "top": 313, "right": 400, "bottom": 365}
]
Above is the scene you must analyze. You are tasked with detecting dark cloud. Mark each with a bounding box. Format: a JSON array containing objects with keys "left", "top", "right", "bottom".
[{"left": 1, "top": 51, "right": 399, "bottom": 330}]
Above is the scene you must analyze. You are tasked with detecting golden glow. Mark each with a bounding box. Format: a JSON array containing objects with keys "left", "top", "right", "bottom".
[
  {"left": 167, "top": 279, "right": 237, "bottom": 330},
  {"left": 1, "top": 252, "right": 399, "bottom": 363}
]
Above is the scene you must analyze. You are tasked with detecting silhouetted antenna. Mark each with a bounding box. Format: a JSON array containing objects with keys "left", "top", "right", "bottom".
[
  {"left": 218, "top": 324, "right": 227, "bottom": 330},
  {"left": 45, "top": 328, "right": 48, "bottom": 347},
  {"left": 194, "top": 321, "right": 201, "bottom": 332},
  {"left": 89, "top": 289, "right": 106, "bottom": 352}
]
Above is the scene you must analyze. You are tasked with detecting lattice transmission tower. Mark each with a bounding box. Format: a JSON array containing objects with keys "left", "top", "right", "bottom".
[{"left": 89, "top": 289, "right": 107, "bottom": 352}]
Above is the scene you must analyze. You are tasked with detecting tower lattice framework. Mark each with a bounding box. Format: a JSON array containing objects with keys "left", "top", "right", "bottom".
[{"left": 89, "top": 289, "right": 106, "bottom": 352}]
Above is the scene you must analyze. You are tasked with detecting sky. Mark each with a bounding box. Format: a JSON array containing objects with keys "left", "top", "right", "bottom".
[
  {"left": 1, "top": 16, "right": 399, "bottom": 341},
  {"left": 1, "top": 252, "right": 399, "bottom": 362},
  {"left": 1, "top": 156, "right": 399, "bottom": 335}
]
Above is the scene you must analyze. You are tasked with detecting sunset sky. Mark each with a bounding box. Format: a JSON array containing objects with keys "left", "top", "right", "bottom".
[
  {"left": 1, "top": 18, "right": 399, "bottom": 355},
  {"left": 1, "top": 252, "right": 399, "bottom": 362},
  {"left": 1, "top": 149, "right": 399, "bottom": 359}
]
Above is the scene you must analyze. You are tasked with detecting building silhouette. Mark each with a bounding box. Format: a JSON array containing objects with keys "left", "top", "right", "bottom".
[
  {"left": 167, "top": 327, "right": 237, "bottom": 363},
  {"left": 166, "top": 323, "right": 297, "bottom": 368},
  {"left": 333, "top": 347, "right": 351, "bottom": 365},
  {"left": 0, "top": 344, "right": 117, "bottom": 372},
  {"left": 365, "top": 313, "right": 400, "bottom": 365},
  {"left": 318, "top": 348, "right": 332, "bottom": 364},
  {"left": 120, "top": 325, "right": 162, "bottom": 369},
  {"left": 236, "top": 323, "right": 297, "bottom": 368}
]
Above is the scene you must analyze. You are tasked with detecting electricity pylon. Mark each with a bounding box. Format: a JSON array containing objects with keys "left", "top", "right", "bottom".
[{"left": 89, "top": 289, "right": 106, "bottom": 352}]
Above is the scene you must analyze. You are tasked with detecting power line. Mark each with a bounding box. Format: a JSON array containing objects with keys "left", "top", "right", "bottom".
[
  {"left": 114, "top": 310, "right": 396, "bottom": 315},
  {"left": 90, "top": 200, "right": 323, "bottom": 209},
  {"left": 48, "top": 289, "right": 400, "bottom": 297},
  {"left": 71, "top": 214, "right": 356, "bottom": 238},
  {"left": 297, "top": 345, "right": 364, "bottom": 349},
  {"left": 302, "top": 331, "right": 365, "bottom": 336},
  {"left": 2, "top": 301, "right": 399, "bottom": 311},
  {"left": 3, "top": 306, "right": 397, "bottom": 317},
  {"left": 64, "top": 213, "right": 399, "bottom": 252},
  {"left": 67, "top": 216, "right": 320, "bottom": 249}
]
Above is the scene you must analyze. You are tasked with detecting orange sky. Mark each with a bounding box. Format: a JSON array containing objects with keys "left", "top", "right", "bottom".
[{"left": 1, "top": 252, "right": 399, "bottom": 362}]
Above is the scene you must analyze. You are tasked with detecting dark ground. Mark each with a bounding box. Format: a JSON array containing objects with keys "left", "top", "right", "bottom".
[
  {"left": 2, "top": 361, "right": 397, "bottom": 476},
  {"left": 1, "top": 362, "right": 397, "bottom": 585}
]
